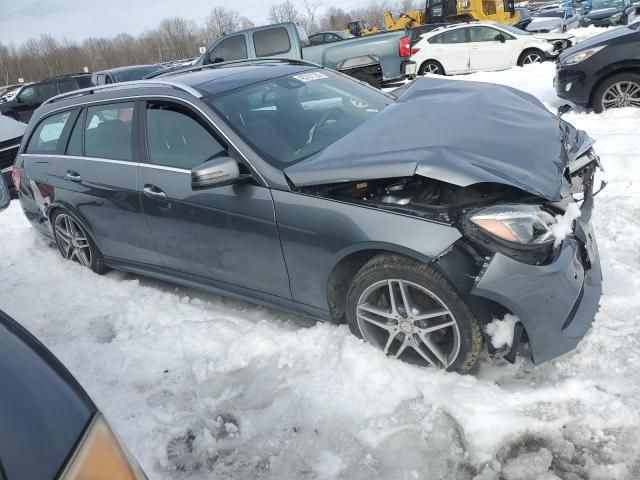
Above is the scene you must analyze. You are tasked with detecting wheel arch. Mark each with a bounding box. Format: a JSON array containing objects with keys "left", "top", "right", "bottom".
[
  {"left": 47, "top": 202, "right": 101, "bottom": 249},
  {"left": 419, "top": 59, "right": 445, "bottom": 75},
  {"left": 324, "top": 243, "right": 436, "bottom": 324},
  {"left": 588, "top": 66, "right": 640, "bottom": 107},
  {"left": 517, "top": 47, "right": 545, "bottom": 65}
]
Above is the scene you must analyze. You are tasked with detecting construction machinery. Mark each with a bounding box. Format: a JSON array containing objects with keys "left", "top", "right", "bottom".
[
  {"left": 425, "top": 0, "right": 520, "bottom": 24},
  {"left": 383, "top": 10, "right": 427, "bottom": 30},
  {"left": 345, "top": 20, "right": 379, "bottom": 37}
]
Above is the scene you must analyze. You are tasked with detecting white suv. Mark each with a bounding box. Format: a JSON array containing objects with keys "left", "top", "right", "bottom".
[{"left": 410, "top": 22, "right": 575, "bottom": 75}]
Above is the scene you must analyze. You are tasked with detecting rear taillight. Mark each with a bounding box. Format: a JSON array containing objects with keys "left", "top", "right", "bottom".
[
  {"left": 411, "top": 47, "right": 421, "bottom": 55},
  {"left": 399, "top": 36, "right": 411, "bottom": 57},
  {"left": 11, "top": 165, "right": 21, "bottom": 191}
]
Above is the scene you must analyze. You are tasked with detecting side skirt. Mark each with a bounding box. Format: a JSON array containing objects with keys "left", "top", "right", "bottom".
[{"left": 104, "top": 257, "right": 332, "bottom": 323}]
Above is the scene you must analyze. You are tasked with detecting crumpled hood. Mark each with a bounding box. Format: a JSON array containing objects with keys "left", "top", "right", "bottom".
[
  {"left": 285, "top": 77, "right": 590, "bottom": 201},
  {"left": 526, "top": 17, "right": 563, "bottom": 31}
]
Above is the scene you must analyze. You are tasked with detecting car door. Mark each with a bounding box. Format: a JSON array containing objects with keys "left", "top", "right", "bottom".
[
  {"left": 13, "top": 84, "right": 39, "bottom": 122},
  {"left": 50, "top": 101, "right": 162, "bottom": 266},
  {"left": 428, "top": 28, "right": 471, "bottom": 73},
  {"left": 137, "top": 99, "right": 291, "bottom": 299},
  {"left": 469, "top": 26, "right": 515, "bottom": 71}
]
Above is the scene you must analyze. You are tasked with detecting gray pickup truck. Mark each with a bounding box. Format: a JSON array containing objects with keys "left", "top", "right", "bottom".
[{"left": 192, "top": 22, "right": 416, "bottom": 87}]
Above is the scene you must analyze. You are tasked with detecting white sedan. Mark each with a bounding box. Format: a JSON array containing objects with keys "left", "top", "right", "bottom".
[{"left": 410, "top": 22, "right": 574, "bottom": 75}]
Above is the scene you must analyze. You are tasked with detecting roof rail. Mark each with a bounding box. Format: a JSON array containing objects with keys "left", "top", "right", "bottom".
[
  {"left": 42, "top": 79, "right": 203, "bottom": 106},
  {"left": 151, "top": 57, "right": 321, "bottom": 79}
]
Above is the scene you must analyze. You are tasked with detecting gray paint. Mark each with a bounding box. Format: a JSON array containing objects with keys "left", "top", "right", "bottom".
[
  {"left": 15, "top": 66, "right": 603, "bottom": 365},
  {"left": 286, "top": 77, "right": 584, "bottom": 201}
]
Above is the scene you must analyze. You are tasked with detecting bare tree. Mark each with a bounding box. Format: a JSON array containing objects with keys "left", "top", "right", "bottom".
[
  {"left": 301, "top": 0, "right": 321, "bottom": 33},
  {"left": 268, "top": 0, "right": 301, "bottom": 24}
]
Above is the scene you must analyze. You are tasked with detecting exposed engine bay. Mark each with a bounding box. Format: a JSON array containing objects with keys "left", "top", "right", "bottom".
[{"left": 299, "top": 176, "right": 537, "bottom": 223}]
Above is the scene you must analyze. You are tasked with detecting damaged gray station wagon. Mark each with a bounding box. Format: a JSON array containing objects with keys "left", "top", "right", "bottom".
[{"left": 14, "top": 59, "right": 602, "bottom": 372}]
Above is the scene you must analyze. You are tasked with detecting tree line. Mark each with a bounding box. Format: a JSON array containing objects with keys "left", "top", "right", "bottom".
[{"left": 0, "top": 0, "right": 421, "bottom": 85}]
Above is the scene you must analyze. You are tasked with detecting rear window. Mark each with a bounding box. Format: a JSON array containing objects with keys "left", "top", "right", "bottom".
[
  {"left": 84, "top": 102, "right": 134, "bottom": 161},
  {"left": 253, "top": 28, "right": 292, "bottom": 57},
  {"left": 26, "top": 111, "right": 73, "bottom": 154}
]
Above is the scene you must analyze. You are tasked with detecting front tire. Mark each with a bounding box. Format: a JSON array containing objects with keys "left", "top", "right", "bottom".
[
  {"left": 518, "top": 49, "right": 545, "bottom": 66},
  {"left": 592, "top": 73, "right": 640, "bottom": 113},
  {"left": 52, "top": 210, "right": 107, "bottom": 274},
  {"left": 346, "top": 254, "right": 483, "bottom": 373}
]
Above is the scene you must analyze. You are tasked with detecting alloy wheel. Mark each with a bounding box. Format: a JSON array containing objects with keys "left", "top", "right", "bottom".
[
  {"left": 424, "top": 63, "right": 441, "bottom": 75},
  {"left": 356, "top": 279, "right": 461, "bottom": 369},
  {"left": 54, "top": 213, "right": 92, "bottom": 268},
  {"left": 602, "top": 81, "right": 640, "bottom": 110},
  {"left": 522, "top": 53, "right": 543, "bottom": 64}
]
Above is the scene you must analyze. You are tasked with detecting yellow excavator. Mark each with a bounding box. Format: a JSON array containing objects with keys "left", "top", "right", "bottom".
[
  {"left": 383, "top": 10, "right": 426, "bottom": 30},
  {"left": 424, "top": 0, "right": 520, "bottom": 24},
  {"left": 347, "top": 0, "right": 520, "bottom": 37}
]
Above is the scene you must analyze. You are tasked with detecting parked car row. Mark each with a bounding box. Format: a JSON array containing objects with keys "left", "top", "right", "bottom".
[{"left": 410, "top": 22, "right": 574, "bottom": 75}]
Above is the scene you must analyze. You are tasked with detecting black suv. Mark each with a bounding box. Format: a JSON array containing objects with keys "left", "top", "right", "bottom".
[
  {"left": 0, "top": 74, "right": 91, "bottom": 123},
  {"left": 556, "top": 21, "right": 640, "bottom": 112}
]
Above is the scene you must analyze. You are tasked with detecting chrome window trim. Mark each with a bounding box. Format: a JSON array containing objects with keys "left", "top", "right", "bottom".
[
  {"left": 31, "top": 94, "right": 266, "bottom": 185},
  {"left": 0, "top": 143, "right": 20, "bottom": 153},
  {"left": 1, "top": 165, "right": 14, "bottom": 173},
  {"left": 19, "top": 153, "right": 190, "bottom": 173}
]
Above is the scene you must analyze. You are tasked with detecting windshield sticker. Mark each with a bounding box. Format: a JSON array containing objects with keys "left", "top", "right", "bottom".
[{"left": 293, "top": 72, "right": 329, "bottom": 82}]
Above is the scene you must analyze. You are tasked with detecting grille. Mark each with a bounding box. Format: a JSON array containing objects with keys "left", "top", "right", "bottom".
[{"left": 0, "top": 137, "right": 20, "bottom": 171}]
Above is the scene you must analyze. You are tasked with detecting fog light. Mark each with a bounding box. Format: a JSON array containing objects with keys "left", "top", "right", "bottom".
[{"left": 565, "top": 82, "right": 572, "bottom": 92}]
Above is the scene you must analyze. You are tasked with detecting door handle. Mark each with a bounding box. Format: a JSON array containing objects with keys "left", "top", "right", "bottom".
[
  {"left": 65, "top": 170, "right": 82, "bottom": 182},
  {"left": 143, "top": 184, "right": 167, "bottom": 200}
]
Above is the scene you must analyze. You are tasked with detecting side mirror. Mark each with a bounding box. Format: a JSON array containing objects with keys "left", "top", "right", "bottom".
[
  {"left": 496, "top": 34, "right": 506, "bottom": 43},
  {"left": 191, "top": 156, "right": 248, "bottom": 189},
  {"left": 0, "top": 175, "right": 10, "bottom": 211}
]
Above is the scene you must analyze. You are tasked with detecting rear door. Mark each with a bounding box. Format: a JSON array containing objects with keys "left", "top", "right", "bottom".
[
  {"left": 50, "top": 101, "right": 161, "bottom": 265},
  {"left": 468, "top": 26, "right": 516, "bottom": 71},
  {"left": 137, "top": 99, "right": 291, "bottom": 299},
  {"left": 431, "top": 28, "right": 471, "bottom": 73}
]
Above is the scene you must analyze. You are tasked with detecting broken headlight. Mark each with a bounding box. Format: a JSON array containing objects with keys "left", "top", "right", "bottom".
[{"left": 462, "top": 204, "right": 557, "bottom": 264}]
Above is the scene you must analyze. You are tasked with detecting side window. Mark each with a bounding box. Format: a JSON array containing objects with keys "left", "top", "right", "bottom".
[
  {"left": 26, "top": 111, "right": 73, "bottom": 154},
  {"left": 145, "top": 103, "right": 226, "bottom": 170},
  {"left": 470, "top": 27, "right": 502, "bottom": 42},
  {"left": 253, "top": 27, "right": 292, "bottom": 57},
  {"left": 84, "top": 102, "right": 134, "bottom": 161},
  {"left": 57, "top": 78, "right": 78, "bottom": 94},
  {"left": 17, "top": 85, "right": 36, "bottom": 102},
  {"left": 428, "top": 33, "right": 444, "bottom": 44},
  {"left": 309, "top": 34, "right": 323, "bottom": 45},
  {"left": 209, "top": 35, "right": 248, "bottom": 63},
  {"left": 66, "top": 110, "right": 84, "bottom": 156},
  {"left": 442, "top": 29, "right": 468, "bottom": 44},
  {"left": 37, "top": 82, "right": 58, "bottom": 102},
  {"left": 326, "top": 33, "right": 340, "bottom": 43}
]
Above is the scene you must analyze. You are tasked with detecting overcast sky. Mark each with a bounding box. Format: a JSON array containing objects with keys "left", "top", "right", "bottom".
[{"left": 0, "top": 0, "right": 366, "bottom": 46}]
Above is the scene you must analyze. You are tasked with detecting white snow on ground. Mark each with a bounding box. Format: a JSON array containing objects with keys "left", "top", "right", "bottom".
[
  {"left": 2, "top": 53, "right": 640, "bottom": 479},
  {"left": 486, "top": 315, "right": 519, "bottom": 349}
]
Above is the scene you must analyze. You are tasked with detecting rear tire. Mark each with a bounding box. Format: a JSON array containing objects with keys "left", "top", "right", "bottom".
[
  {"left": 592, "top": 73, "right": 640, "bottom": 113},
  {"left": 345, "top": 254, "right": 483, "bottom": 373},
  {"left": 419, "top": 60, "right": 445, "bottom": 76},
  {"left": 517, "top": 49, "right": 545, "bottom": 66},
  {"left": 51, "top": 210, "right": 107, "bottom": 274}
]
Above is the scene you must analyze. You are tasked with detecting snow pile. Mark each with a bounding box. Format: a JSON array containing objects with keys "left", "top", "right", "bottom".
[
  {"left": 551, "top": 202, "right": 582, "bottom": 247},
  {"left": 486, "top": 315, "right": 519, "bottom": 349},
  {"left": 568, "top": 25, "right": 616, "bottom": 44},
  {"left": 2, "top": 63, "right": 640, "bottom": 480}
]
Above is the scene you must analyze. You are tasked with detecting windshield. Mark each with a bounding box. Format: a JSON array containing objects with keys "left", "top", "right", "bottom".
[
  {"left": 538, "top": 10, "right": 565, "bottom": 17},
  {"left": 207, "top": 69, "right": 393, "bottom": 168},
  {"left": 592, "top": 0, "right": 623, "bottom": 8}
]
